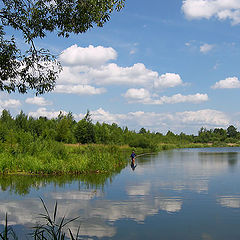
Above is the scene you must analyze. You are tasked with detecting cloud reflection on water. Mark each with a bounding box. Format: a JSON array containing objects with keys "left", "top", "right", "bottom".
[
  {"left": 0, "top": 199, "right": 180, "bottom": 238},
  {"left": 0, "top": 189, "right": 183, "bottom": 238},
  {"left": 126, "top": 182, "right": 151, "bottom": 196},
  {"left": 217, "top": 195, "right": 240, "bottom": 208}
]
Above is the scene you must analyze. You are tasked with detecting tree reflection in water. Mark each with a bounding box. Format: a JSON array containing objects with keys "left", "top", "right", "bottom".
[
  {"left": 198, "top": 151, "right": 238, "bottom": 168},
  {"left": 0, "top": 166, "right": 124, "bottom": 196}
]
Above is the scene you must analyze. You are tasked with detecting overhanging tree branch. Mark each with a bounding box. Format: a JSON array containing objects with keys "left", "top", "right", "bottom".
[{"left": 0, "top": 0, "right": 125, "bottom": 94}]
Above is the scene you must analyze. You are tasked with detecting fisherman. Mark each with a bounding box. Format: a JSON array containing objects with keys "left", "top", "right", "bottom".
[
  {"left": 130, "top": 151, "right": 137, "bottom": 171},
  {"left": 130, "top": 151, "right": 136, "bottom": 164}
]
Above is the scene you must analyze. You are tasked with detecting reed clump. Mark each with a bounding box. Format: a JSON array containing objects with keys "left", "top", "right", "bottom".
[
  {"left": 0, "top": 199, "right": 81, "bottom": 240},
  {"left": 0, "top": 140, "right": 128, "bottom": 175}
]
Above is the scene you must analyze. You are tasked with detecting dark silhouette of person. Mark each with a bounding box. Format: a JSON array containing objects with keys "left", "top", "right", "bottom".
[{"left": 130, "top": 151, "right": 136, "bottom": 163}]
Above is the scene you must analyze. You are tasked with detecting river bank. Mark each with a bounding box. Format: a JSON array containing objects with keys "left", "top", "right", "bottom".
[
  {"left": 0, "top": 142, "right": 148, "bottom": 175},
  {"left": 0, "top": 141, "right": 239, "bottom": 175}
]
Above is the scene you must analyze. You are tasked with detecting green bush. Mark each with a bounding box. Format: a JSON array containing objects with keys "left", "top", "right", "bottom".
[{"left": 129, "top": 136, "right": 158, "bottom": 151}]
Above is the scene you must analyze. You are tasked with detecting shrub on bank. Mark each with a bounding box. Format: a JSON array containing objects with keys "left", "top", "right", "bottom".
[{"left": 129, "top": 136, "right": 158, "bottom": 152}]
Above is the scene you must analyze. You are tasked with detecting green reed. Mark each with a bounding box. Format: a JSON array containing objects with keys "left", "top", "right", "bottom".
[
  {"left": 0, "top": 199, "right": 81, "bottom": 240},
  {"left": 0, "top": 140, "right": 129, "bottom": 175}
]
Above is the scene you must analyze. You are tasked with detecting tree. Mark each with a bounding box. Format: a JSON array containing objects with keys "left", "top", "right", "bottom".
[
  {"left": 15, "top": 110, "right": 28, "bottom": 131},
  {"left": 197, "top": 127, "right": 212, "bottom": 143},
  {"left": 109, "top": 123, "right": 124, "bottom": 144},
  {"left": 95, "top": 122, "right": 110, "bottom": 144},
  {"left": 213, "top": 128, "right": 227, "bottom": 142},
  {"left": 55, "top": 112, "right": 75, "bottom": 143},
  {"left": 0, "top": 0, "right": 125, "bottom": 94},
  {"left": 227, "top": 125, "right": 238, "bottom": 138},
  {"left": 75, "top": 110, "right": 95, "bottom": 144},
  {"left": 0, "top": 109, "right": 15, "bottom": 129},
  {"left": 139, "top": 127, "right": 147, "bottom": 134}
]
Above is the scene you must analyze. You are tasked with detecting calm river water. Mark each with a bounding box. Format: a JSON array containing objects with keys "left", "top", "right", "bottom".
[{"left": 1, "top": 147, "right": 240, "bottom": 239}]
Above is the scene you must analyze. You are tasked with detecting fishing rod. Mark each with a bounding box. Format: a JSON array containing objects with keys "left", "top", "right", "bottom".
[
  {"left": 135, "top": 152, "right": 154, "bottom": 158},
  {"left": 129, "top": 152, "right": 154, "bottom": 163}
]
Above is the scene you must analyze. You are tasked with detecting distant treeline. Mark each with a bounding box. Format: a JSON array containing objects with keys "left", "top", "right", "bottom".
[{"left": 0, "top": 109, "right": 239, "bottom": 149}]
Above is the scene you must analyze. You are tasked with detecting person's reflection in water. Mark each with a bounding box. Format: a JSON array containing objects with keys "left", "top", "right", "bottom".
[{"left": 131, "top": 160, "right": 137, "bottom": 171}]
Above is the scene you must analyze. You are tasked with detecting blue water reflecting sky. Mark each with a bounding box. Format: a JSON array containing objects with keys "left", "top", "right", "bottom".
[{"left": 1, "top": 148, "right": 240, "bottom": 239}]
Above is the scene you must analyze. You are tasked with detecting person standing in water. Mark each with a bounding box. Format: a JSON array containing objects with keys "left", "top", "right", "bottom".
[
  {"left": 130, "top": 151, "right": 136, "bottom": 164},
  {"left": 130, "top": 151, "right": 137, "bottom": 171}
]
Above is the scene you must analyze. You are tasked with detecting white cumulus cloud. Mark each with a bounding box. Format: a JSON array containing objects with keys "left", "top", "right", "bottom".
[
  {"left": 56, "top": 45, "right": 184, "bottom": 94},
  {"left": 25, "top": 97, "right": 52, "bottom": 106},
  {"left": 200, "top": 43, "right": 214, "bottom": 53},
  {"left": 212, "top": 77, "right": 240, "bottom": 89},
  {"left": 57, "top": 66, "right": 90, "bottom": 85},
  {"left": 124, "top": 90, "right": 208, "bottom": 105},
  {"left": 159, "top": 93, "right": 208, "bottom": 104},
  {"left": 59, "top": 45, "right": 117, "bottom": 67},
  {"left": 130, "top": 49, "right": 136, "bottom": 55},
  {"left": 55, "top": 85, "right": 106, "bottom": 95},
  {"left": 154, "top": 73, "right": 183, "bottom": 89},
  {"left": 123, "top": 88, "right": 151, "bottom": 100},
  {"left": 0, "top": 99, "right": 21, "bottom": 108},
  {"left": 90, "top": 108, "right": 127, "bottom": 124},
  {"left": 89, "top": 63, "right": 158, "bottom": 86},
  {"left": 28, "top": 108, "right": 67, "bottom": 119},
  {"left": 57, "top": 63, "right": 159, "bottom": 87},
  {"left": 182, "top": 0, "right": 240, "bottom": 25},
  {"left": 177, "top": 109, "right": 229, "bottom": 126}
]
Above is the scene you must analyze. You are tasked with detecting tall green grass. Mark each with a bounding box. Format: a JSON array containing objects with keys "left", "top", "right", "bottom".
[{"left": 0, "top": 140, "right": 129, "bottom": 175}]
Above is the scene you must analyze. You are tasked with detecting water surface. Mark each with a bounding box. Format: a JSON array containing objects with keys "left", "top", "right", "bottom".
[{"left": 1, "top": 147, "right": 240, "bottom": 239}]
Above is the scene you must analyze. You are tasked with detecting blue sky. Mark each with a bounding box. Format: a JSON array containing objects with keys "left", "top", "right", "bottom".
[{"left": 3, "top": 0, "right": 240, "bottom": 134}]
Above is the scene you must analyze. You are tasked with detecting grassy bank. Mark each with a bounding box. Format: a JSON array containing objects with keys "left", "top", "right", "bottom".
[
  {"left": 0, "top": 139, "right": 239, "bottom": 175},
  {"left": 0, "top": 140, "right": 134, "bottom": 175}
]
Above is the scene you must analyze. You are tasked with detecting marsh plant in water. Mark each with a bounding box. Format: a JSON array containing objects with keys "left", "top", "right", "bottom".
[
  {"left": 0, "top": 199, "right": 81, "bottom": 240},
  {"left": 0, "top": 214, "right": 18, "bottom": 240}
]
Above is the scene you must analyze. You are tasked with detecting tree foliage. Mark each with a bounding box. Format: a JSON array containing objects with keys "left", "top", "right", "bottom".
[
  {"left": 0, "top": 109, "right": 240, "bottom": 151},
  {"left": 139, "top": 127, "right": 147, "bottom": 134},
  {"left": 75, "top": 110, "right": 95, "bottom": 144},
  {"left": 227, "top": 125, "right": 237, "bottom": 138},
  {"left": 0, "top": 0, "right": 125, "bottom": 94}
]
